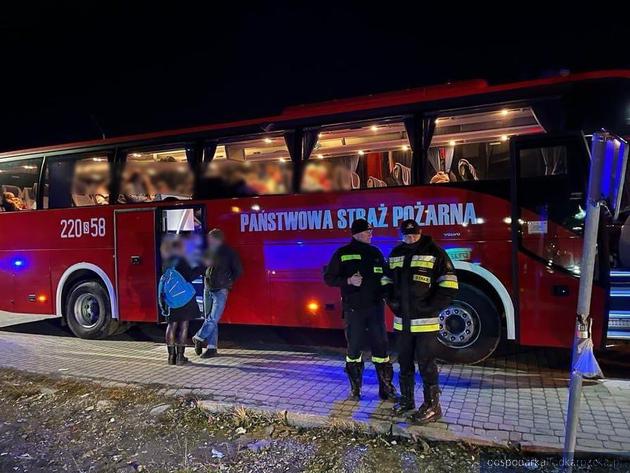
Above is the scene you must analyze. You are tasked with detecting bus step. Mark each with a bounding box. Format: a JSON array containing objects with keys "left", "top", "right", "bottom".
[
  {"left": 610, "top": 269, "right": 630, "bottom": 281},
  {"left": 609, "top": 287, "right": 630, "bottom": 298},
  {"left": 607, "top": 329, "right": 630, "bottom": 340},
  {"left": 607, "top": 310, "right": 630, "bottom": 339}
]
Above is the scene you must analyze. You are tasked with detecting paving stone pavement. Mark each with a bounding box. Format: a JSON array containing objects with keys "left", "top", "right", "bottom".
[{"left": 0, "top": 328, "right": 629, "bottom": 453}]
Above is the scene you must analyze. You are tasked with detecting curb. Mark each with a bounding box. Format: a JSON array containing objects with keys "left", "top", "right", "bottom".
[
  {"left": 197, "top": 400, "right": 630, "bottom": 459},
  {"left": 197, "top": 400, "right": 509, "bottom": 449}
]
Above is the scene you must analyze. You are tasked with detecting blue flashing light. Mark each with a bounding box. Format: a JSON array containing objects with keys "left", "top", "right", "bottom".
[{"left": 10, "top": 257, "right": 27, "bottom": 270}]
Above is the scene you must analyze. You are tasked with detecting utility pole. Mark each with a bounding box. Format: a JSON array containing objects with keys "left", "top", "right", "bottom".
[{"left": 563, "top": 132, "right": 628, "bottom": 472}]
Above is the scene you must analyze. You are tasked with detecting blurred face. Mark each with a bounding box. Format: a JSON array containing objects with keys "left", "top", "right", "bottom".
[
  {"left": 207, "top": 235, "right": 223, "bottom": 250},
  {"left": 402, "top": 233, "right": 421, "bottom": 244},
  {"left": 353, "top": 229, "right": 373, "bottom": 244},
  {"left": 171, "top": 241, "right": 185, "bottom": 257}
]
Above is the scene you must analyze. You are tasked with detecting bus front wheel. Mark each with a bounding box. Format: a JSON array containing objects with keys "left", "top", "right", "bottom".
[
  {"left": 65, "top": 280, "right": 119, "bottom": 339},
  {"left": 435, "top": 283, "right": 501, "bottom": 364}
]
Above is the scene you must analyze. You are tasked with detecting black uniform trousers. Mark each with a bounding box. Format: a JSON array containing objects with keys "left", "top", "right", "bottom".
[
  {"left": 344, "top": 305, "right": 389, "bottom": 362},
  {"left": 396, "top": 331, "right": 440, "bottom": 386}
]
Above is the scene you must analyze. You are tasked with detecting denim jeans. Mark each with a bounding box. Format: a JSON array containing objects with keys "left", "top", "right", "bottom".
[{"left": 194, "top": 288, "right": 228, "bottom": 349}]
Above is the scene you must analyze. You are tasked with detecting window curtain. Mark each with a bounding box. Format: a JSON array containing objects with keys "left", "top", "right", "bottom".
[
  {"left": 541, "top": 146, "right": 567, "bottom": 176},
  {"left": 186, "top": 142, "right": 206, "bottom": 199},
  {"left": 405, "top": 115, "right": 435, "bottom": 184},
  {"left": 285, "top": 128, "right": 320, "bottom": 193},
  {"left": 48, "top": 159, "right": 75, "bottom": 208},
  {"left": 427, "top": 146, "right": 455, "bottom": 174}
]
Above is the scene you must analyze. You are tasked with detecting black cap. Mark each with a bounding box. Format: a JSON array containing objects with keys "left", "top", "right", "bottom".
[
  {"left": 351, "top": 218, "right": 372, "bottom": 235},
  {"left": 400, "top": 219, "right": 420, "bottom": 235}
]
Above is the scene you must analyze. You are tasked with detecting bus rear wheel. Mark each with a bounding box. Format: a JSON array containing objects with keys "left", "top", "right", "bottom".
[
  {"left": 65, "top": 280, "right": 118, "bottom": 339},
  {"left": 435, "top": 283, "right": 501, "bottom": 364}
]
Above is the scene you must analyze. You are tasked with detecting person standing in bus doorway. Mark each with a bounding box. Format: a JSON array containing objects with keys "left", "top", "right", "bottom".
[
  {"left": 387, "top": 219, "right": 458, "bottom": 423},
  {"left": 193, "top": 228, "right": 243, "bottom": 358},
  {"left": 323, "top": 218, "right": 397, "bottom": 401},
  {"left": 158, "top": 236, "right": 205, "bottom": 365}
]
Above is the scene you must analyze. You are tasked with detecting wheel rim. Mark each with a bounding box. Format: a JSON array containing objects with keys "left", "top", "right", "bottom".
[
  {"left": 73, "top": 293, "right": 102, "bottom": 329},
  {"left": 437, "top": 300, "right": 481, "bottom": 349}
]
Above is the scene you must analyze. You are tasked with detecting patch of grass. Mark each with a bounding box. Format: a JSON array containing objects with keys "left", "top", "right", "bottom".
[
  {"left": 2, "top": 382, "right": 40, "bottom": 400},
  {"left": 229, "top": 405, "right": 271, "bottom": 430},
  {"left": 327, "top": 417, "right": 362, "bottom": 434}
]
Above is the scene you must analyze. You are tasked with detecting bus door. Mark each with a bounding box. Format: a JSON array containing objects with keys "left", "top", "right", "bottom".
[
  {"left": 114, "top": 208, "right": 159, "bottom": 322},
  {"left": 509, "top": 134, "right": 604, "bottom": 347},
  {"left": 156, "top": 205, "right": 206, "bottom": 321}
]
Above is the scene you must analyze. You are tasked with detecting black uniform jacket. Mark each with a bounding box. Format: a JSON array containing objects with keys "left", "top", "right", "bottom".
[
  {"left": 323, "top": 238, "right": 387, "bottom": 311},
  {"left": 386, "top": 235, "right": 458, "bottom": 325}
]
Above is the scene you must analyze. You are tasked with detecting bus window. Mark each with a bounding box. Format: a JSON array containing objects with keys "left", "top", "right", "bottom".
[
  {"left": 201, "top": 138, "right": 292, "bottom": 198},
  {"left": 72, "top": 156, "right": 110, "bottom": 206},
  {"left": 302, "top": 121, "right": 412, "bottom": 192},
  {"left": 0, "top": 158, "right": 42, "bottom": 211},
  {"left": 119, "top": 149, "right": 192, "bottom": 203},
  {"left": 519, "top": 146, "right": 567, "bottom": 178},
  {"left": 44, "top": 154, "right": 110, "bottom": 208},
  {"left": 426, "top": 108, "right": 543, "bottom": 184}
]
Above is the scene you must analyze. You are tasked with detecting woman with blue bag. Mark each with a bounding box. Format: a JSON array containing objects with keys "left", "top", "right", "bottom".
[{"left": 159, "top": 236, "right": 206, "bottom": 365}]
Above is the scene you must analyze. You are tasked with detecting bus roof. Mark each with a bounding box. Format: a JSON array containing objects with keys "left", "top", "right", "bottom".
[{"left": 2, "top": 69, "right": 629, "bottom": 159}]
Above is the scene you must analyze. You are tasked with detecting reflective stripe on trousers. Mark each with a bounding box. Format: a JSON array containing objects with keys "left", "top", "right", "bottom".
[{"left": 393, "top": 316, "right": 440, "bottom": 332}]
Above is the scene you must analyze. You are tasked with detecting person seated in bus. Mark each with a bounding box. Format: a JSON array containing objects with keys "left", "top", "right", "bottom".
[
  {"left": 198, "top": 163, "right": 256, "bottom": 199},
  {"left": 302, "top": 162, "right": 333, "bottom": 192},
  {"left": 120, "top": 172, "right": 155, "bottom": 203},
  {"left": 429, "top": 171, "right": 451, "bottom": 184},
  {"left": 2, "top": 191, "right": 26, "bottom": 211},
  {"left": 159, "top": 235, "right": 206, "bottom": 366},
  {"left": 94, "top": 184, "right": 109, "bottom": 205}
]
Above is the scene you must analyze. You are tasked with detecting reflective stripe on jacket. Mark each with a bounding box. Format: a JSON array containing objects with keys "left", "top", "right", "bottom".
[
  {"left": 386, "top": 235, "right": 458, "bottom": 332},
  {"left": 323, "top": 238, "right": 388, "bottom": 310}
]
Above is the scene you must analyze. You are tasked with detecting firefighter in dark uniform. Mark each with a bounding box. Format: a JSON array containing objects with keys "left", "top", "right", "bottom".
[
  {"left": 387, "top": 219, "right": 458, "bottom": 423},
  {"left": 324, "top": 218, "right": 397, "bottom": 401}
]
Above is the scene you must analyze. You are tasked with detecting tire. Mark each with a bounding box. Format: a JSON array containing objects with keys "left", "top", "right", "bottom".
[
  {"left": 434, "top": 283, "right": 501, "bottom": 364},
  {"left": 65, "top": 280, "right": 119, "bottom": 339}
]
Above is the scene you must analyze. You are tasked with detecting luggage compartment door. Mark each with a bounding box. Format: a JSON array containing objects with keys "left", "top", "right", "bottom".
[{"left": 115, "top": 208, "right": 158, "bottom": 322}]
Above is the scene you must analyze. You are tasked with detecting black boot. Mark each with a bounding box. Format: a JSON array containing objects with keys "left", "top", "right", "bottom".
[
  {"left": 193, "top": 337, "right": 204, "bottom": 356},
  {"left": 411, "top": 385, "right": 442, "bottom": 424},
  {"left": 175, "top": 345, "right": 188, "bottom": 366},
  {"left": 345, "top": 362, "right": 364, "bottom": 400},
  {"left": 392, "top": 374, "right": 415, "bottom": 416},
  {"left": 375, "top": 362, "right": 399, "bottom": 401},
  {"left": 167, "top": 345, "right": 176, "bottom": 365}
]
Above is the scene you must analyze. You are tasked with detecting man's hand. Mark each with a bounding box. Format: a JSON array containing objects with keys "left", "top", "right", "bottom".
[{"left": 347, "top": 271, "right": 363, "bottom": 287}]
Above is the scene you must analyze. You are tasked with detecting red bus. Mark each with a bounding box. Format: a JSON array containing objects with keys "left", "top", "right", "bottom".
[{"left": 1, "top": 70, "right": 629, "bottom": 363}]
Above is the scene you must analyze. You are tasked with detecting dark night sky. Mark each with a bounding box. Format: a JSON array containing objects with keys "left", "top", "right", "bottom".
[{"left": 0, "top": 2, "right": 629, "bottom": 152}]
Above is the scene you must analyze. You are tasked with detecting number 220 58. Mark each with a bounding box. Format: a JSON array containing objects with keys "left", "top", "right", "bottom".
[{"left": 60, "top": 218, "right": 106, "bottom": 239}]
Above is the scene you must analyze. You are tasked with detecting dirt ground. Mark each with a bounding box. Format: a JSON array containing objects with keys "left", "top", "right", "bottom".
[{"left": 0, "top": 369, "right": 624, "bottom": 473}]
